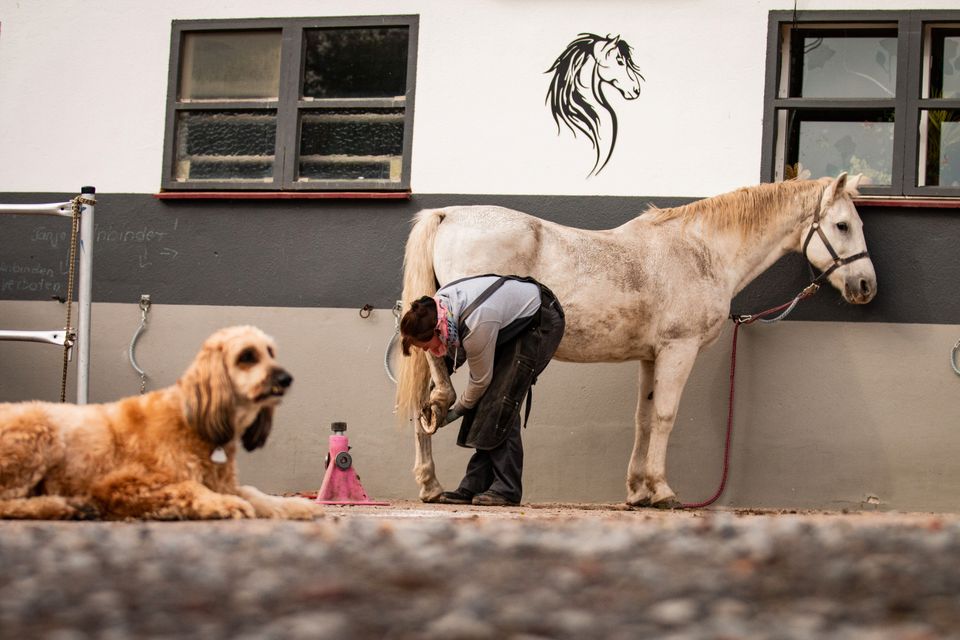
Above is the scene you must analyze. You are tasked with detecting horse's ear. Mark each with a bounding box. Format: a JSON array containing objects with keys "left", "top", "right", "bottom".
[
  {"left": 601, "top": 35, "right": 620, "bottom": 55},
  {"left": 845, "top": 173, "right": 864, "bottom": 196},
  {"left": 823, "top": 172, "right": 849, "bottom": 205}
]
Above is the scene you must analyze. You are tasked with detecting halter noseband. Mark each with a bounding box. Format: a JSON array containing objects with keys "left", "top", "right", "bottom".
[{"left": 801, "top": 201, "right": 870, "bottom": 286}]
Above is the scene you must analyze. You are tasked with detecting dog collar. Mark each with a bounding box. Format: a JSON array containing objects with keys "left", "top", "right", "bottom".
[{"left": 210, "top": 447, "right": 227, "bottom": 464}]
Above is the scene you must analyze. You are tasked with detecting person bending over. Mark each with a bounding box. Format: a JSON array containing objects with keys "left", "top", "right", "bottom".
[{"left": 400, "top": 274, "right": 565, "bottom": 506}]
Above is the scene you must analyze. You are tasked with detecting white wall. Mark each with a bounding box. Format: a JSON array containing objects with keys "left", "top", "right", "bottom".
[{"left": 1, "top": 0, "right": 955, "bottom": 197}]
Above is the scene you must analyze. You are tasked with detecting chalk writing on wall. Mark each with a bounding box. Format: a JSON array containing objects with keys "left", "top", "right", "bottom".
[
  {"left": 0, "top": 262, "right": 62, "bottom": 294},
  {"left": 25, "top": 219, "right": 181, "bottom": 272},
  {"left": 30, "top": 219, "right": 179, "bottom": 251},
  {"left": 2, "top": 217, "right": 185, "bottom": 296}
]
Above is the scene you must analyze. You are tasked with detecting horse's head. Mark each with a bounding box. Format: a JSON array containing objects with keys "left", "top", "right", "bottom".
[
  {"left": 592, "top": 36, "right": 643, "bottom": 100},
  {"left": 800, "top": 173, "right": 877, "bottom": 304}
]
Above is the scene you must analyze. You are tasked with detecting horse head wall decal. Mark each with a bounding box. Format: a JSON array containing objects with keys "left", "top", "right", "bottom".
[{"left": 546, "top": 33, "right": 645, "bottom": 176}]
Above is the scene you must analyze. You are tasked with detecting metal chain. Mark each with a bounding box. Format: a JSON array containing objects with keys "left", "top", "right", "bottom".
[{"left": 59, "top": 196, "right": 92, "bottom": 401}]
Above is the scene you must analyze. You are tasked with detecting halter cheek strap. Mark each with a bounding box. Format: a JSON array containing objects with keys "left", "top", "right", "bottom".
[{"left": 801, "top": 204, "right": 870, "bottom": 286}]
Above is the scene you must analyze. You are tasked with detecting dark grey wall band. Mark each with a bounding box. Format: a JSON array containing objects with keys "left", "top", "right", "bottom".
[{"left": 0, "top": 192, "right": 953, "bottom": 324}]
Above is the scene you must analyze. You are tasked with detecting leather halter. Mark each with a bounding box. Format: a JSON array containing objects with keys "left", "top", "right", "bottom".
[{"left": 801, "top": 198, "right": 870, "bottom": 286}]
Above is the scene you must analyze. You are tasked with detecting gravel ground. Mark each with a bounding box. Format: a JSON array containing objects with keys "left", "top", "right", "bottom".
[{"left": 2, "top": 502, "right": 960, "bottom": 639}]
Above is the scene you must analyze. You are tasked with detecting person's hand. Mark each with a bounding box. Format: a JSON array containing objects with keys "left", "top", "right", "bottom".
[{"left": 443, "top": 407, "right": 462, "bottom": 425}]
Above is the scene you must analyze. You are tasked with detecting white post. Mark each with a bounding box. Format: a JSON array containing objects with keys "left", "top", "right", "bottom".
[{"left": 76, "top": 186, "right": 95, "bottom": 404}]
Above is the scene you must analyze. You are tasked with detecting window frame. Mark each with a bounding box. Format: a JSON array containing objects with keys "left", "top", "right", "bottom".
[
  {"left": 761, "top": 10, "right": 960, "bottom": 198},
  {"left": 161, "top": 15, "right": 419, "bottom": 193}
]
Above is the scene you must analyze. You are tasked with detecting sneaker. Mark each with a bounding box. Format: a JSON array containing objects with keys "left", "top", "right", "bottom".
[
  {"left": 471, "top": 490, "right": 519, "bottom": 507},
  {"left": 435, "top": 488, "right": 474, "bottom": 505}
]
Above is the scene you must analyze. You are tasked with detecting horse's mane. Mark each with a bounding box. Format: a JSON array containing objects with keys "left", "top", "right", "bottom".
[
  {"left": 646, "top": 179, "right": 826, "bottom": 239},
  {"left": 545, "top": 33, "right": 642, "bottom": 175}
]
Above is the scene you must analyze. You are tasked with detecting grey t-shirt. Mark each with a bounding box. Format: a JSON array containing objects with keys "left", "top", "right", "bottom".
[{"left": 437, "top": 276, "right": 540, "bottom": 412}]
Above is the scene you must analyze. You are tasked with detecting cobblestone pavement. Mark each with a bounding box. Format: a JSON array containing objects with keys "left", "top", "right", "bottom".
[{"left": 2, "top": 502, "right": 959, "bottom": 639}]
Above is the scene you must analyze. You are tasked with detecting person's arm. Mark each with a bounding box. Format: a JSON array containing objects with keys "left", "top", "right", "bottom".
[{"left": 450, "top": 320, "right": 499, "bottom": 414}]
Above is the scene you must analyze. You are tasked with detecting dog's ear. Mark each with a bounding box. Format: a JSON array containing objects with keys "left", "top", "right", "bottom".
[
  {"left": 242, "top": 407, "right": 273, "bottom": 451},
  {"left": 180, "top": 342, "right": 235, "bottom": 446}
]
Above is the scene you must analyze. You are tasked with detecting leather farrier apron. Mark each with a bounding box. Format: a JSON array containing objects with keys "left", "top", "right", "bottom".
[{"left": 448, "top": 276, "right": 565, "bottom": 451}]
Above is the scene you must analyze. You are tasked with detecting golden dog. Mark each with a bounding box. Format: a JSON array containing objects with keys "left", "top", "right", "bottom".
[{"left": 0, "top": 325, "right": 323, "bottom": 520}]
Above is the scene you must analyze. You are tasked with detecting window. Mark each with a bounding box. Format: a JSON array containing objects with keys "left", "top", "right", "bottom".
[
  {"left": 161, "top": 16, "right": 418, "bottom": 192},
  {"left": 762, "top": 11, "right": 960, "bottom": 197}
]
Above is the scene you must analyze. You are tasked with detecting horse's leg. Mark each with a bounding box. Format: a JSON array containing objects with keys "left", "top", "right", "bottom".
[
  {"left": 414, "top": 418, "right": 443, "bottom": 502},
  {"left": 420, "top": 354, "right": 456, "bottom": 434},
  {"left": 634, "top": 340, "right": 699, "bottom": 509},
  {"left": 626, "top": 359, "right": 655, "bottom": 506},
  {"left": 412, "top": 354, "right": 454, "bottom": 502}
]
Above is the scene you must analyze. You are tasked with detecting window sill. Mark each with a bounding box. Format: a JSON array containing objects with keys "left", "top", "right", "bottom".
[
  {"left": 854, "top": 196, "right": 960, "bottom": 209},
  {"left": 154, "top": 191, "right": 411, "bottom": 201}
]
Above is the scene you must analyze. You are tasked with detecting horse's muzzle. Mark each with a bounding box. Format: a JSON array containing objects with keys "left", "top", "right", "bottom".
[{"left": 843, "top": 274, "right": 877, "bottom": 304}]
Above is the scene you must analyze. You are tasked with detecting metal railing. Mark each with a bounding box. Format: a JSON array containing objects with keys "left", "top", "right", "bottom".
[{"left": 0, "top": 187, "right": 95, "bottom": 403}]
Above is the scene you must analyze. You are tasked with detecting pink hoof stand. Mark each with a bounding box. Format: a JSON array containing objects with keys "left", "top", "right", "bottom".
[{"left": 315, "top": 422, "right": 389, "bottom": 506}]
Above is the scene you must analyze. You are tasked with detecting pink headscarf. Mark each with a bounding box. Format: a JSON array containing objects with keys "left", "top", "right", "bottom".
[{"left": 429, "top": 296, "right": 456, "bottom": 358}]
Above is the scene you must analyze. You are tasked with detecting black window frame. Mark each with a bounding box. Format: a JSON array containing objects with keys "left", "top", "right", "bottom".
[
  {"left": 161, "top": 15, "right": 419, "bottom": 193},
  {"left": 761, "top": 10, "right": 960, "bottom": 198}
]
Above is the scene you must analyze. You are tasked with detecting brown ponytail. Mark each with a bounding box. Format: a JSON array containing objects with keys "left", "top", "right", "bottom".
[{"left": 400, "top": 296, "right": 439, "bottom": 355}]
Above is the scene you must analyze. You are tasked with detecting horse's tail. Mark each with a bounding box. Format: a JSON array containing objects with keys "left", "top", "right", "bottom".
[{"left": 395, "top": 208, "right": 445, "bottom": 423}]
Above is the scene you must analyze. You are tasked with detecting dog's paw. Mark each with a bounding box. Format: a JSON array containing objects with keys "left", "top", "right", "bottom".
[
  {"left": 65, "top": 498, "right": 101, "bottom": 520},
  {"left": 237, "top": 485, "right": 322, "bottom": 520},
  {"left": 275, "top": 497, "right": 325, "bottom": 521},
  {"left": 207, "top": 495, "right": 257, "bottom": 520},
  {"left": 257, "top": 497, "right": 324, "bottom": 520}
]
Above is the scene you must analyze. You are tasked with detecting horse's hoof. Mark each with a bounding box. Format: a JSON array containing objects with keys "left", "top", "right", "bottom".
[
  {"left": 652, "top": 497, "right": 683, "bottom": 510},
  {"left": 418, "top": 414, "right": 438, "bottom": 435},
  {"left": 626, "top": 498, "right": 651, "bottom": 508}
]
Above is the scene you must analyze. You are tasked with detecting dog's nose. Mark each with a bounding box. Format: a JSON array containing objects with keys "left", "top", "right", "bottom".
[{"left": 274, "top": 369, "right": 293, "bottom": 388}]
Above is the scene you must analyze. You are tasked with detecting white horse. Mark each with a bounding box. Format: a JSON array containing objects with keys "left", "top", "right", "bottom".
[
  {"left": 546, "top": 33, "right": 644, "bottom": 176},
  {"left": 396, "top": 174, "right": 876, "bottom": 508}
]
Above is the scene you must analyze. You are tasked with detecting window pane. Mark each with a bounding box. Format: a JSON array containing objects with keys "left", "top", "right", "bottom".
[
  {"left": 782, "top": 109, "right": 894, "bottom": 186},
  {"left": 179, "top": 31, "right": 281, "bottom": 101},
  {"left": 788, "top": 29, "right": 897, "bottom": 98},
  {"left": 921, "top": 110, "right": 960, "bottom": 187},
  {"left": 303, "top": 27, "right": 409, "bottom": 99},
  {"left": 930, "top": 29, "right": 960, "bottom": 99},
  {"left": 298, "top": 108, "right": 404, "bottom": 182},
  {"left": 174, "top": 111, "right": 276, "bottom": 181}
]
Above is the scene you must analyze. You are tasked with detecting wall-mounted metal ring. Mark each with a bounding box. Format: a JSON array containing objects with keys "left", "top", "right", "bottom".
[{"left": 359, "top": 304, "right": 373, "bottom": 319}]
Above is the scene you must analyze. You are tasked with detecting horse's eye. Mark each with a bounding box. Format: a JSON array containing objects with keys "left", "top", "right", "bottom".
[
  {"left": 616, "top": 55, "right": 625, "bottom": 66},
  {"left": 837, "top": 222, "right": 849, "bottom": 232},
  {"left": 237, "top": 348, "right": 259, "bottom": 365}
]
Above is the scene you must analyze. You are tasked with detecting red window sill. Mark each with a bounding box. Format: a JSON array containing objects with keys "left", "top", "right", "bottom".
[
  {"left": 154, "top": 191, "right": 411, "bottom": 201},
  {"left": 855, "top": 196, "right": 960, "bottom": 209}
]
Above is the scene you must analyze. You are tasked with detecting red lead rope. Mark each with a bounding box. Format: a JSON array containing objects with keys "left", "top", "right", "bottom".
[{"left": 680, "top": 285, "right": 820, "bottom": 509}]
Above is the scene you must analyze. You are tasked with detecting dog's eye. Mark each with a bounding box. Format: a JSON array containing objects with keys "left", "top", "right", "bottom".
[
  {"left": 267, "top": 346, "right": 275, "bottom": 358},
  {"left": 237, "top": 348, "right": 259, "bottom": 366}
]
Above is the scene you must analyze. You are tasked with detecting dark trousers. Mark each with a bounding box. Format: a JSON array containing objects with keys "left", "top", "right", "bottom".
[
  {"left": 457, "top": 412, "right": 525, "bottom": 501},
  {"left": 455, "top": 296, "right": 565, "bottom": 502}
]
